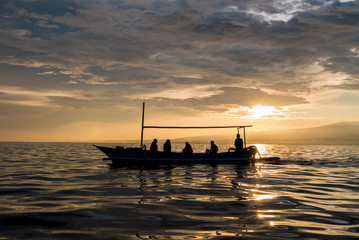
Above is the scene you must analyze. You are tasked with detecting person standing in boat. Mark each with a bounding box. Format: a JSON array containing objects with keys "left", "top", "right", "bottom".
[
  {"left": 182, "top": 142, "right": 193, "bottom": 154},
  {"left": 234, "top": 134, "right": 243, "bottom": 152},
  {"left": 150, "top": 138, "right": 158, "bottom": 152},
  {"left": 163, "top": 139, "right": 171, "bottom": 153},
  {"left": 206, "top": 140, "right": 218, "bottom": 154}
]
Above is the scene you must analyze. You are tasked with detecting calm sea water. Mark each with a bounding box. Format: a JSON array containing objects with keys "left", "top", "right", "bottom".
[{"left": 0, "top": 142, "right": 358, "bottom": 240}]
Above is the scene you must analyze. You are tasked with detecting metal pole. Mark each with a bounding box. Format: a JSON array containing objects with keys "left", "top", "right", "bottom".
[
  {"left": 140, "top": 102, "right": 145, "bottom": 146},
  {"left": 243, "top": 127, "right": 247, "bottom": 148}
]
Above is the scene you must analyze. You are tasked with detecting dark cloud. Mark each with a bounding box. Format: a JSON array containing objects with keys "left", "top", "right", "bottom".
[
  {"left": 322, "top": 56, "right": 359, "bottom": 75},
  {"left": 263, "top": 81, "right": 312, "bottom": 93},
  {"left": 325, "top": 83, "right": 359, "bottom": 90}
]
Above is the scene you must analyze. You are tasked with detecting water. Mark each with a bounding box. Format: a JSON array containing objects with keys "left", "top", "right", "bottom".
[{"left": 0, "top": 142, "right": 358, "bottom": 240}]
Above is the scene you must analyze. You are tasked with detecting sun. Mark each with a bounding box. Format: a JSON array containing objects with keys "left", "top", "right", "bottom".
[
  {"left": 248, "top": 106, "right": 280, "bottom": 118},
  {"left": 226, "top": 105, "right": 287, "bottom": 119}
]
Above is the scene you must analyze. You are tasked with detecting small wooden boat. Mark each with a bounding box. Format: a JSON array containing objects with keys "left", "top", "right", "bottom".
[
  {"left": 94, "top": 145, "right": 280, "bottom": 165},
  {"left": 94, "top": 103, "right": 280, "bottom": 165}
]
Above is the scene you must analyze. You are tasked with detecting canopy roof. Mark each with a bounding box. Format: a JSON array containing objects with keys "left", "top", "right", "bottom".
[{"left": 143, "top": 125, "right": 252, "bottom": 129}]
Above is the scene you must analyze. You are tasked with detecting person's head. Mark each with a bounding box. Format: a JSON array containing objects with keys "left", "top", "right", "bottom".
[
  {"left": 211, "top": 140, "right": 214, "bottom": 145},
  {"left": 153, "top": 138, "right": 157, "bottom": 143},
  {"left": 237, "top": 134, "right": 240, "bottom": 138},
  {"left": 185, "top": 142, "right": 189, "bottom": 145},
  {"left": 166, "top": 139, "right": 170, "bottom": 143}
]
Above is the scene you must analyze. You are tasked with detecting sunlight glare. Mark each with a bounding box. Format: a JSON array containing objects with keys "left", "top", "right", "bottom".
[
  {"left": 246, "top": 106, "right": 282, "bottom": 118},
  {"left": 226, "top": 105, "right": 288, "bottom": 119},
  {"left": 253, "top": 194, "right": 276, "bottom": 201}
]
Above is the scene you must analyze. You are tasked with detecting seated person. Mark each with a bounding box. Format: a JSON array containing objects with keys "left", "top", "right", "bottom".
[
  {"left": 206, "top": 140, "right": 218, "bottom": 154},
  {"left": 163, "top": 139, "right": 171, "bottom": 153},
  {"left": 182, "top": 142, "right": 193, "bottom": 154},
  {"left": 150, "top": 138, "right": 158, "bottom": 152}
]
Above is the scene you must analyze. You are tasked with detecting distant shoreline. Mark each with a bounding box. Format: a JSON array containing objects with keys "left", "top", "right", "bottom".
[
  {"left": 1, "top": 138, "right": 358, "bottom": 145},
  {"left": 1, "top": 122, "right": 358, "bottom": 145}
]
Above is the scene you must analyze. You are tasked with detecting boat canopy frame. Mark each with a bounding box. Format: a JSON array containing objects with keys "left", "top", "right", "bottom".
[{"left": 140, "top": 102, "right": 252, "bottom": 148}]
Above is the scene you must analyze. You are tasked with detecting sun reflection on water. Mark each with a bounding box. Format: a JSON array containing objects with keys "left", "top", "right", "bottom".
[
  {"left": 253, "top": 193, "right": 276, "bottom": 201},
  {"left": 253, "top": 144, "right": 276, "bottom": 158}
]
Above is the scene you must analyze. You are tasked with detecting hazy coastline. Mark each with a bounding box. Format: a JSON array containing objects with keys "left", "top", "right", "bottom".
[{"left": 1, "top": 122, "right": 358, "bottom": 145}]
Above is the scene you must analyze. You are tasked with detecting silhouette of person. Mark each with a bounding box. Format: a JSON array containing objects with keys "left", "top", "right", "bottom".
[
  {"left": 234, "top": 134, "right": 243, "bottom": 152},
  {"left": 163, "top": 139, "right": 171, "bottom": 153},
  {"left": 182, "top": 142, "right": 193, "bottom": 154},
  {"left": 206, "top": 140, "right": 218, "bottom": 154},
  {"left": 150, "top": 138, "right": 158, "bottom": 152}
]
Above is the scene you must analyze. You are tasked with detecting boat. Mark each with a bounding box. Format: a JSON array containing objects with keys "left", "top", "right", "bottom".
[{"left": 94, "top": 102, "right": 280, "bottom": 165}]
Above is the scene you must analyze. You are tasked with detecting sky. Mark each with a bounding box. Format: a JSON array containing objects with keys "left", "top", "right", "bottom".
[{"left": 0, "top": 0, "right": 359, "bottom": 142}]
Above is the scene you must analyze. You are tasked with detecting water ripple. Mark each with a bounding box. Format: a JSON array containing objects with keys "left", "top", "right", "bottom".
[{"left": 0, "top": 142, "right": 358, "bottom": 239}]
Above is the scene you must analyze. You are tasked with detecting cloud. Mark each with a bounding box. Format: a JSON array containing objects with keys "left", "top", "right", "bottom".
[
  {"left": 134, "top": 85, "right": 222, "bottom": 100},
  {"left": 0, "top": 86, "right": 87, "bottom": 107},
  {"left": 0, "top": 0, "right": 358, "bottom": 119},
  {"left": 142, "top": 87, "right": 307, "bottom": 114},
  {"left": 325, "top": 83, "right": 359, "bottom": 90}
]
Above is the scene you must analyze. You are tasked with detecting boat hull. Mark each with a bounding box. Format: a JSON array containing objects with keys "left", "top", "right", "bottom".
[{"left": 94, "top": 145, "right": 278, "bottom": 165}]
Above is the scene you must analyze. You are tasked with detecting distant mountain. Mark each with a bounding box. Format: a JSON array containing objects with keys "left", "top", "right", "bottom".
[
  {"left": 172, "top": 122, "right": 359, "bottom": 145},
  {"left": 250, "top": 122, "right": 359, "bottom": 137},
  {"left": 247, "top": 122, "right": 359, "bottom": 145}
]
